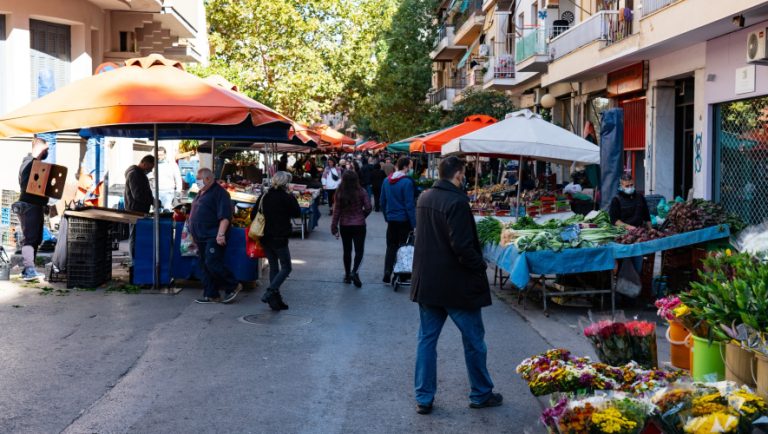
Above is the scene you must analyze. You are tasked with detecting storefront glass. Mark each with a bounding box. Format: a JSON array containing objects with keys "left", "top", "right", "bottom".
[{"left": 713, "top": 96, "right": 768, "bottom": 225}]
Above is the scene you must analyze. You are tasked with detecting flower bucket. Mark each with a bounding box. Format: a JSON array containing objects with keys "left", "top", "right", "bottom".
[
  {"left": 691, "top": 335, "right": 725, "bottom": 381},
  {"left": 665, "top": 321, "right": 691, "bottom": 370},
  {"left": 724, "top": 342, "right": 755, "bottom": 387},
  {"left": 755, "top": 353, "right": 768, "bottom": 400}
]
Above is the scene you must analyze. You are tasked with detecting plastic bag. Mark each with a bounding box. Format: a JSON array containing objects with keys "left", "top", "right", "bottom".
[
  {"left": 179, "top": 220, "right": 198, "bottom": 257},
  {"left": 656, "top": 197, "right": 670, "bottom": 219},
  {"left": 246, "top": 234, "right": 265, "bottom": 258},
  {"left": 616, "top": 259, "right": 641, "bottom": 298}
]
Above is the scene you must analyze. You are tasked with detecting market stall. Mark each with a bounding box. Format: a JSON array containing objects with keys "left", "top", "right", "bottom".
[
  {"left": 477, "top": 198, "right": 742, "bottom": 315},
  {"left": 0, "top": 54, "right": 314, "bottom": 289}
]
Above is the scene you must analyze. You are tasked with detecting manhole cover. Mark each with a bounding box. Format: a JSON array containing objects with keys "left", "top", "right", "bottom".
[{"left": 239, "top": 313, "right": 312, "bottom": 327}]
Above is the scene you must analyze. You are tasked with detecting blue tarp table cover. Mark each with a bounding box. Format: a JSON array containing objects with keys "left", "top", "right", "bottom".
[{"left": 484, "top": 225, "right": 731, "bottom": 290}]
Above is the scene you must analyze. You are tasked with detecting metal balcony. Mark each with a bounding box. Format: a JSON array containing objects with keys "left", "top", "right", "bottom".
[
  {"left": 430, "top": 25, "right": 466, "bottom": 61},
  {"left": 548, "top": 10, "right": 632, "bottom": 61},
  {"left": 427, "top": 85, "right": 459, "bottom": 110},
  {"left": 453, "top": 0, "right": 485, "bottom": 46}
]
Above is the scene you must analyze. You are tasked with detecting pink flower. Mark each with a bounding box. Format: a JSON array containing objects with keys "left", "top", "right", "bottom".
[{"left": 626, "top": 320, "right": 655, "bottom": 337}]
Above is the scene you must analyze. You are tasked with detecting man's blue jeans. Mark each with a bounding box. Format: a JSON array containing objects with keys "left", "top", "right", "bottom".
[
  {"left": 198, "top": 240, "right": 238, "bottom": 299},
  {"left": 415, "top": 304, "right": 494, "bottom": 406}
]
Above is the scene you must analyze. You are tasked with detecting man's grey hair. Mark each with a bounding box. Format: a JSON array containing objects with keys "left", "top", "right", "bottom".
[
  {"left": 198, "top": 168, "right": 214, "bottom": 179},
  {"left": 271, "top": 171, "right": 292, "bottom": 188}
]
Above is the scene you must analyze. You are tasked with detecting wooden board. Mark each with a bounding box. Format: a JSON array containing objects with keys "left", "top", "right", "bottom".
[
  {"left": 64, "top": 209, "right": 143, "bottom": 225},
  {"left": 26, "top": 160, "right": 68, "bottom": 199}
]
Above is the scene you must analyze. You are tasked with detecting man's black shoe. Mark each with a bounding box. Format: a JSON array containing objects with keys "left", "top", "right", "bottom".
[
  {"left": 469, "top": 393, "right": 503, "bottom": 409},
  {"left": 274, "top": 292, "right": 289, "bottom": 310},
  {"left": 382, "top": 274, "right": 391, "bottom": 284},
  {"left": 343, "top": 274, "right": 352, "bottom": 284},
  {"left": 416, "top": 403, "right": 433, "bottom": 415},
  {"left": 352, "top": 273, "right": 362, "bottom": 288}
]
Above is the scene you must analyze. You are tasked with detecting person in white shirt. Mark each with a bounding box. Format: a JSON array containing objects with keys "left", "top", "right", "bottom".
[
  {"left": 321, "top": 159, "right": 342, "bottom": 215},
  {"left": 150, "top": 146, "right": 183, "bottom": 210}
]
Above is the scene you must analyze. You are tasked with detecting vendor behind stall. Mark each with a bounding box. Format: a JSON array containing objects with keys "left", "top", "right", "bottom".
[{"left": 609, "top": 173, "right": 651, "bottom": 230}]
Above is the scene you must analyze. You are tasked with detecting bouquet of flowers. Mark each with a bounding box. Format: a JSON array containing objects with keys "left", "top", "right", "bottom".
[
  {"left": 584, "top": 320, "right": 634, "bottom": 366},
  {"left": 655, "top": 295, "right": 682, "bottom": 322},
  {"left": 543, "top": 394, "right": 652, "bottom": 434},
  {"left": 516, "top": 350, "right": 686, "bottom": 397},
  {"left": 626, "top": 320, "right": 658, "bottom": 369},
  {"left": 651, "top": 381, "right": 768, "bottom": 434}
]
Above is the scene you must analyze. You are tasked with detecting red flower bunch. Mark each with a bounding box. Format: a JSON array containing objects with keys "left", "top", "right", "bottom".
[{"left": 625, "top": 321, "right": 655, "bottom": 337}]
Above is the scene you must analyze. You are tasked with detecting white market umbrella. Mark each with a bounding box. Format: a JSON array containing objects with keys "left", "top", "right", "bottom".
[{"left": 441, "top": 109, "right": 600, "bottom": 165}]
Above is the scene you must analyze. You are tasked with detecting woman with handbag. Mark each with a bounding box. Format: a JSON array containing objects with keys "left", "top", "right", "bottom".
[
  {"left": 251, "top": 171, "right": 301, "bottom": 311},
  {"left": 331, "top": 171, "right": 372, "bottom": 288},
  {"left": 321, "top": 159, "right": 341, "bottom": 215}
]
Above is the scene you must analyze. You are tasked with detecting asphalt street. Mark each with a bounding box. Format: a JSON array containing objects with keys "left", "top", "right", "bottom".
[{"left": 0, "top": 210, "right": 552, "bottom": 434}]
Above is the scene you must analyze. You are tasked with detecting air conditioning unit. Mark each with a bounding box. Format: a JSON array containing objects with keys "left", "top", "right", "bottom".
[
  {"left": 478, "top": 44, "right": 490, "bottom": 57},
  {"left": 746, "top": 29, "right": 768, "bottom": 64}
]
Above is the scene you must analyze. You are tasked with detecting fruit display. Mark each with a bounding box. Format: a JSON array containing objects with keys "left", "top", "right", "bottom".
[
  {"left": 294, "top": 191, "right": 315, "bottom": 208},
  {"left": 231, "top": 207, "right": 252, "bottom": 228}
]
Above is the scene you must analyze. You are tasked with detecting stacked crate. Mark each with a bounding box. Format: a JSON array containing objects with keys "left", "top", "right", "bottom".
[
  {"left": 66, "top": 217, "right": 112, "bottom": 288},
  {"left": 1, "top": 190, "right": 20, "bottom": 249}
]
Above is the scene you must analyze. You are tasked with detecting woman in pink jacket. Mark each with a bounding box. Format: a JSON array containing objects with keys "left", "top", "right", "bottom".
[{"left": 331, "top": 170, "right": 372, "bottom": 287}]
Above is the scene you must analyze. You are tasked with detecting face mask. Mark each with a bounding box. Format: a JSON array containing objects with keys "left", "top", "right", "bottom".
[
  {"left": 621, "top": 187, "right": 635, "bottom": 195},
  {"left": 408, "top": 169, "right": 414, "bottom": 176},
  {"left": 196, "top": 179, "right": 207, "bottom": 189}
]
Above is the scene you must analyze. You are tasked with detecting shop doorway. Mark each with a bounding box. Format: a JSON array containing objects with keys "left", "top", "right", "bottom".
[
  {"left": 619, "top": 96, "right": 646, "bottom": 193},
  {"left": 674, "top": 77, "right": 695, "bottom": 199}
]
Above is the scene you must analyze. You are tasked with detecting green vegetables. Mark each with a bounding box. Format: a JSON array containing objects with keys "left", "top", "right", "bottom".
[
  {"left": 665, "top": 199, "right": 746, "bottom": 234},
  {"left": 477, "top": 217, "right": 503, "bottom": 245},
  {"left": 511, "top": 216, "right": 539, "bottom": 230}
]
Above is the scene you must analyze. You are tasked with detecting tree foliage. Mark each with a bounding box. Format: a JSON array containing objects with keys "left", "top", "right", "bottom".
[
  {"left": 351, "top": 0, "right": 440, "bottom": 142},
  {"left": 442, "top": 89, "right": 518, "bottom": 126},
  {"left": 196, "top": 0, "right": 398, "bottom": 124}
]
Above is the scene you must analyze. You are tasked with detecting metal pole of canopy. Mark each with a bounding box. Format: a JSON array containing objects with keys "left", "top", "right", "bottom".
[
  {"left": 515, "top": 154, "right": 523, "bottom": 223},
  {"left": 153, "top": 124, "right": 160, "bottom": 289}
]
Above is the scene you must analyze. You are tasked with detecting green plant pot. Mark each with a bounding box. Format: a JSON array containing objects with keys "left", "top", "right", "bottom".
[{"left": 691, "top": 335, "right": 725, "bottom": 382}]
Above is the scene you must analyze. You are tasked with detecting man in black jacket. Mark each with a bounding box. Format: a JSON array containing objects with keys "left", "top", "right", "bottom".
[
  {"left": 124, "top": 155, "right": 155, "bottom": 270},
  {"left": 14, "top": 137, "right": 50, "bottom": 281},
  {"left": 410, "top": 156, "right": 501, "bottom": 415}
]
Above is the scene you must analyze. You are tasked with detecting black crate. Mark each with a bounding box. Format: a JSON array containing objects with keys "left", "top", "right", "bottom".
[
  {"left": 67, "top": 266, "right": 111, "bottom": 289},
  {"left": 68, "top": 240, "right": 111, "bottom": 261},
  {"left": 67, "top": 217, "right": 111, "bottom": 242}
]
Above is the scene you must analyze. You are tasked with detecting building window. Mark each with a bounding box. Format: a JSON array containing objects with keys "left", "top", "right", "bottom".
[
  {"left": 29, "top": 19, "right": 71, "bottom": 100},
  {"left": 714, "top": 96, "right": 768, "bottom": 225}
]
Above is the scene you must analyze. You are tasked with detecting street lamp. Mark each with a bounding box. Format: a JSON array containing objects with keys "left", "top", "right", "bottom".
[{"left": 540, "top": 93, "right": 556, "bottom": 109}]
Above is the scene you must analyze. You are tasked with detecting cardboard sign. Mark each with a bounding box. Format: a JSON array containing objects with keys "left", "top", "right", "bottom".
[{"left": 26, "top": 160, "right": 68, "bottom": 199}]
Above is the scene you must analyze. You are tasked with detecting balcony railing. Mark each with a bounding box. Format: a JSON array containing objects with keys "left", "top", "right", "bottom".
[
  {"left": 434, "top": 25, "right": 451, "bottom": 48},
  {"left": 492, "top": 33, "right": 515, "bottom": 57},
  {"left": 642, "top": 0, "right": 681, "bottom": 17},
  {"left": 491, "top": 55, "right": 515, "bottom": 79},
  {"left": 453, "top": 0, "right": 484, "bottom": 30},
  {"left": 428, "top": 84, "right": 461, "bottom": 105},
  {"left": 515, "top": 27, "right": 547, "bottom": 63},
  {"left": 549, "top": 10, "right": 631, "bottom": 61}
]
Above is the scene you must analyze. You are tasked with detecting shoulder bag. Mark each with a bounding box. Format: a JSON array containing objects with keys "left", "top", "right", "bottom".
[{"left": 248, "top": 191, "right": 267, "bottom": 240}]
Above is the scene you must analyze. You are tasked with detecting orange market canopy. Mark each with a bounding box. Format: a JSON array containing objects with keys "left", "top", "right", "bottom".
[
  {"left": 0, "top": 54, "right": 296, "bottom": 141},
  {"left": 409, "top": 114, "right": 496, "bottom": 154},
  {"left": 356, "top": 140, "right": 377, "bottom": 151},
  {"left": 312, "top": 123, "right": 356, "bottom": 148}
]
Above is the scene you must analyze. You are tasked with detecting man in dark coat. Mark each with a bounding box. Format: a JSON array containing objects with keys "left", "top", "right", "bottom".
[
  {"left": 410, "top": 156, "right": 501, "bottom": 415},
  {"left": 14, "top": 137, "right": 50, "bottom": 281},
  {"left": 124, "top": 154, "right": 155, "bottom": 270}
]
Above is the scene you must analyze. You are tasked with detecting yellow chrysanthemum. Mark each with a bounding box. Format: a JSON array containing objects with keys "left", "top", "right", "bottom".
[{"left": 683, "top": 413, "right": 738, "bottom": 434}]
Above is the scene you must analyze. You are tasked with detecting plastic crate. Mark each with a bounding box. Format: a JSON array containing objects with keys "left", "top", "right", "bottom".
[
  {"left": 67, "top": 240, "right": 111, "bottom": 262},
  {"left": 67, "top": 217, "right": 111, "bottom": 242},
  {"left": 67, "top": 265, "right": 111, "bottom": 288},
  {"left": 645, "top": 194, "right": 665, "bottom": 216}
]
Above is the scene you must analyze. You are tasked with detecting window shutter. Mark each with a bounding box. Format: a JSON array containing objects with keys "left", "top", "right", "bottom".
[
  {"left": 0, "top": 15, "right": 6, "bottom": 114},
  {"left": 29, "top": 20, "right": 71, "bottom": 100}
]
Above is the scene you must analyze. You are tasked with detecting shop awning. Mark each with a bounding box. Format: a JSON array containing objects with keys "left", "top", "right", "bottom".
[{"left": 409, "top": 114, "right": 496, "bottom": 153}]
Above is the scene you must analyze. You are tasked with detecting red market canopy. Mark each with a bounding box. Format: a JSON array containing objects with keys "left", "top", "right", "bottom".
[{"left": 409, "top": 114, "right": 497, "bottom": 154}]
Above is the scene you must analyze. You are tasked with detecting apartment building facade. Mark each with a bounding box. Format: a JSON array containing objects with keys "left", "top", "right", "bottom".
[
  {"left": 0, "top": 0, "right": 208, "bottom": 200},
  {"left": 429, "top": 0, "right": 768, "bottom": 226}
]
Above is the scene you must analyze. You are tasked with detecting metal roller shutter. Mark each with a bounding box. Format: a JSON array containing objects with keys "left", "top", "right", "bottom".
[{"left": 29, "top": 19, "right": 71, "bottom": 100}]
